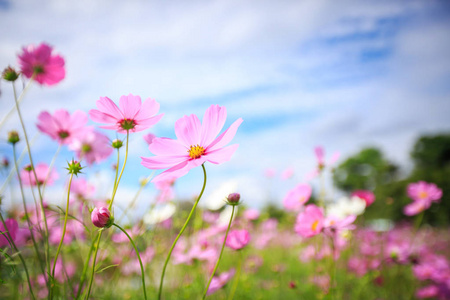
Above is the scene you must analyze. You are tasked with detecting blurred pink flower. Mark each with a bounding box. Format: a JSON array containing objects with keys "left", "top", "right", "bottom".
[
  {"left": 91, "top": 207, "right": 112, "bottom": 228},
  {"left": 18, "top": 42, "right": 65, "bottom": 86},
  {"left": 407, "top": 181, "right": 442, "bottom": 203},
  {"left": 416, "top": 285, "right": 439, "bottom": 299},
  {"left": 225, "top": 229, "right": 251, "bottom": 250},
  {"left": 89, "top": 94, "right": 163, "bottom": 133},
  {"left": 281, "top": 167, "right": 294, "bottom": 180},
  {"left": 264, "top": 168, "right": 276, "bottom": 178},
  {"left": 0, "top": 218, "right": 18, "bottom": 247},
  {"left": 351, "top": 190, "right": 375, "bottom": 207},
  {"left": 69, "top": 129, "right": 112, "bottom": 165},
  {"left": 154, "top": 177, "right": 176, "bottom": 203},
  {"left": 20, "top": 163, "right": 58, "bottom": 186},
  {"left": 283, "top": 183, "right": 312, "bottom": 211},
  {"left": 143, "top": 133, "right": 156, "bottom": 145},
  {"left": 314, "top": 146, "right": 325, "bottom": 167},
  {"left": 70, "top": 178, "right": 95, "bottom": 200},
  {"left": 141, "top": 104, "right": 243, "bottom": 182},
  {"left": 404, "top": 201, "right": 427, "bottom": 216},
  {"left": 294, "top": 205, "right": 324, "bottom": 238},
  {"left": 36, "top": 109, "right": 89, "bottom": 144},
  {"left": 207, "top": 269, "right": 235, "bottom": 295},
  {"left": 244, "top": 208, "right": 260, "bottom": 221}
]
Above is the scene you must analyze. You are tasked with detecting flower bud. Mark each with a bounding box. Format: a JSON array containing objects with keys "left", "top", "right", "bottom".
[
  {"left": 24, "top": 164, "right": 33, "bottom": 172},
  {"left": 91, "top": 207, "right": 114, "bottom": 228},
  {"left": 66, "top": 159, "right": 83, "bottom": 175},
  {"left": 2, "top": 66, "right": 19, "bottom": 82},
  {"left": 111, "top": 139, "right": 123, "bottom": 149},
  {"left": 2, "top": 157, "right": 9, "bottom": 168},
  {"left": 7, "top": 131, "right": 20, "bottom": 145},
  {"left": 226, "top": 193, "right": 241, "bottom": 206}
]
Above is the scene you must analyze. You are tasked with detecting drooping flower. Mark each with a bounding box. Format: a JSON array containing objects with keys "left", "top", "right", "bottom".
[
  {"left": 18, "top": 43, "right": 65, "bottom": 86},
  {"left": 283, "top": 183, "right": 312, "bottom": 211},
  {"left": 36, "top": 109, "right": 89, "bottom": 144},
  {"left": 225, "top": 229, "right": 251, "bottom": 250},
  {"left": 69, "top": 129, "right": 112, "bottom": 165},
  {"left": 89, "top": 94, "right": 163, "bottom": 133},
  {"left": 351, "top": 190, "right": 375, "bottom": 207},
  {"left": 294, "top": 205, "right": 324, "bottom": 238},
  {"left": 141, "top": 104, "right": 243, "bottom": 182},
  {"left": 207, "top": 269, "right": 235, "bottom": 295},
  {"left": 20, "top": 163, "right": 58, "bottom": 186},
  {"left": 91, "top": 207, "right": 113, "bottom": 228}
]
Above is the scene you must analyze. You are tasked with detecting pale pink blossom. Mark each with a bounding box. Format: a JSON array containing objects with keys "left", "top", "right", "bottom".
[
  {"left": 281, "top": 167, "right": 294, "bottom": 180},
  {"left": 70, "top": 178, "right": 95, "bottom": 200},
  {"left": 225, "top": 229, "right": 251, "bottom": 250},
  {"left": 20, "top": 163, "right": 58, "bottom": 186},
  {"left": 207, "top": 269, "right": 235, "bottom": 295},
  {"left": 143, "top": 133, "right": 156, "bottom": 145},
  {"left": 0, "top": 219, "right": 18, "bottom": 247},
  {"left": 141, "top": 105, "right": 242, "bottom": 182},
  {"left": 244, "top": 208, "right": 260, "bottom": 221},
  {"left": 294, "top": 205, "right": 324, "bottom": 238},
  {"left": 89, "top": 94, "right": 163, "bottom": 133},
  {"left": 69, "top": 129, "right": 112, "bottom": 165},
  {"left": 264, "top": 168, "right": 276, "bottom": 178},
  {"left": 18, "top": 42, "right": 65, "bottom": 86},
  {"left": 36, "top": 109, "right": 89, "bottom": 144},
  {"left": 283, "top": 183, "right": 312, "bottom": 211}
]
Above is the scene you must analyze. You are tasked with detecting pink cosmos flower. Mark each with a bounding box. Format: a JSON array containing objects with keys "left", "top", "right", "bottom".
[
  {"left": 283, "top": 183, "right": 312, "bottom": 211},
  {"left": 143, "top": 133, "right": 156, "bottom": 145},
  {"left": 154, "top": 177, "right": 176, "bottom": 203},
  {"left": 18, "top": 43, "right": 65, "bottom": 86},
  {"left": 69, "top": 130, "right": 112, "bottom": 165},
  {"left": 141, "top": 105, "right": 243, "bottom": 182},
  {"left": 281, "top": 167, "right": 294, "bottom": 180},
  {"left": 20, "top": 163, "right": 58, "bottom": 186},
  {"left": 351, "top": 190, "right": 375, "bottom": 207},
  {"left": 89, "top": 94, "right": 163, "bottom": 133},
  {"left": 36, "top": 109, "right": 89, "bottom": 144},
  {"left": 207, "top": 269, "right": 235, "bottom": 295},
  {"left": 407, "top": 181, "right": 442, "bottom": 204},
  {"left": 243, "top": 208, "right": 260, "bottom": 221},
  {"left": 294, "top": 204, "right": 324, "bottom": 238},
  {"left": 416, "top": 285, "right": 439, "bottom": 299},
  {"left": 91, "top": 207, "right": 112, "bottom": 228},
  {"left": 70, "top": 178, "right": 95, "bottom": 200},
  {"left": 314, "top": 146, "right": 325, "bottom": 167},
  {"left": 0, "top": 218, "right": 18, "bottom": 247},
  {"left": 225, "top": 229, "right": 251, "bottom": 250}
]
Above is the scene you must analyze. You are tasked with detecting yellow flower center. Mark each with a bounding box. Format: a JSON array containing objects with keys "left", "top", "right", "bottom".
[
  {"left": 188, "top": 145, "right": 205, "bottom": 159},
  {"left": 419, "top": 191, "right": 428, "bottom": 199},
  {"left": 311, "top": 220, "right": 319, "bottom": 231}
]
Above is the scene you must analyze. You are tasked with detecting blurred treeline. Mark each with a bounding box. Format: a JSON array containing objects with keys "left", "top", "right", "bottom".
[{"left": 332, "top": 134, "right": 450, "bottom": 226}]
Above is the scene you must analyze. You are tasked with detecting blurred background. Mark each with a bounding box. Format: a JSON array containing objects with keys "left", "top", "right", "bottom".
[{"left": 0, "top": 0, "right": 449, "bottom": 224}]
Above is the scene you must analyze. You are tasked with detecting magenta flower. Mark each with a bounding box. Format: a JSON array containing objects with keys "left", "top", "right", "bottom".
[
  {"left": 20, "top": 163, "right": 58, "bottom": 186},
  {"left": 36, "top": 109, "right": 89, "bottom": 144},
  {"left": 225, "top": 229, "right": 251, "bottom": 250},
  {"left": 0, "top": 218, "right": 18, "bottom": 247},
  {"left": 143, "top": 133, "right": 156, "bottom": 145},
  {"left": 404, "top": 181, "right": 442, "bottom": 216},
  {"left": 89, "top": 94, "right": 163, "bottom": 133},
  {"left": 18, "top": 43, "right": 65, "bottom": 86},
  {"left": 141, "top": 104, "right": 243, "bottom": 182},
  {"left": 207, "top": 269, "right": 235, "bottom": 295},
  {"left": 69, "top": 130, "right": 112, "bottom": 165},
  {"left": 283, "top": 183, "right": 312, "bottom": 211},
  {"left": 416, "top": 285, "right": 439, "bottom": 299},
  {"left": 407, "top": 181, "right": 442, "bottom": 203},
  {"left": 294, "top": 205, "right": 324, "bottom": 238},
  {"left": 91, "top": 207, "right": 113, "bottom": 228},
  {"left": 351, "top": 190, "right": 375, "bottom": 207}
]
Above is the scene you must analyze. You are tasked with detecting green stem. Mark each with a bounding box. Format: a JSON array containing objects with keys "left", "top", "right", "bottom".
[
  {"left": 50, "top": 172, "right": 74, "bottom": 299},
  {"left": 203, "top": 205, "right": 235, "bottom": 299},
  {"left": 75, "top": 236, "right": 96, "bottom": 299},
  {"left": 85, "top": 230, "right": 103, "bottom": 299},
  {"left": 109, "top": 131, "right": 129, "bottom": 210},
  {"left": 157, "top": 164, "right": 207, "bottom": 300},
  {"left": 12, "top": 144, "right": 47, "bottom": 281},
  {"left": 113, "top": 223, "right": 147, "bottom": 300},
  {"left": 12, "top": 80, "right": 52, "bottom": 296},
  {"left": 0, "top": 212, "right": 36, "bottom": 300},
  {"left": 112, "top": 148, "right": 120, "bottom": 200},
  {"left": 227, "top": 251, "right": 243, "bottom": 300}
]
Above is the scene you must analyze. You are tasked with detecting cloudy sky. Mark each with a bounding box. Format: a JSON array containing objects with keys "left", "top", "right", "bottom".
[{"left": 0, "top": 0, "right": 449, "bottom": 211}]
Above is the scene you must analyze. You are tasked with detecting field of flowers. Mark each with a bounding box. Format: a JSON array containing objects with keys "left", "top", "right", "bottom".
[{"left": 0, "top": 43, "right": 449, "bottom": 300}]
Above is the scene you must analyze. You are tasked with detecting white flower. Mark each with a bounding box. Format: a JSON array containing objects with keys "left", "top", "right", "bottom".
[
  {"left": 143, "top": 203, "right": 176, "bottom": 225},
  {"left": 326, "top": 196, "right": 366, "bottom": 220},
  {"left": 203, "top": 179, "right": 238, "bottom": 210}
]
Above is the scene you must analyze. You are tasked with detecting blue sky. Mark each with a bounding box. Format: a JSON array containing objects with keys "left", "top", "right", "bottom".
[{"left": 0, "top": 0, "right": 450, "bottom": 212}]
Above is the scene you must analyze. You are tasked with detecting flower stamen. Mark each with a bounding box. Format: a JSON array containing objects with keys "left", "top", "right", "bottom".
[{"left": 188, "top": 145, "right": 205, "bottom": 159}]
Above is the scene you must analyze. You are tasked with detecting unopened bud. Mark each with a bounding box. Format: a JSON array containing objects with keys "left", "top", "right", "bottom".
[
  {"left": 112, "top": 139, "right": 123, "bottom": 149},
  {"left": 7, "top": 131, "right": 20, "bottom": 145},
  {"left": 66, "top": 159, "right": 83, "bottom": 175},
  {"left": 2, "top": 66, "right": 19, "bottom": 82},
  {"left": 226, "top": 193, "right": 241, "bottom": 206}
]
